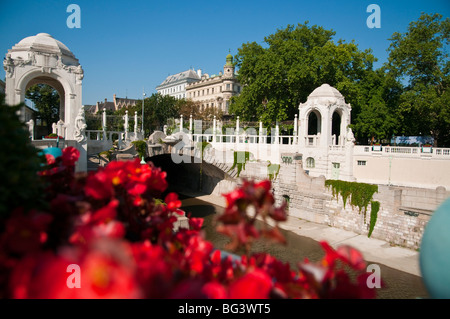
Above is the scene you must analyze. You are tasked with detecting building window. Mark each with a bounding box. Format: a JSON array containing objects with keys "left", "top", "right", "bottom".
[
  {"left": 306, "top": 157, "right": 315, "bottom": 168},
  {"left": 226, "top": 84, "right": 230, "bottom": 90},
  {"left": 220, "top": 86, "right": 222, "bottom": 92},
  {"left": 212, "top": 88, "right": 214, "bottom": 94},
  {"left": 357, "top": 160, "right": 366, "bottom": 166},
  {"left": 207, "top": 89, "right": 209, "bottom": 95}
]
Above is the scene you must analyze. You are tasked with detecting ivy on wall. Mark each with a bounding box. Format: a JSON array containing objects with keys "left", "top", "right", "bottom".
[
  {"left": 325, "top": 180, "right": 380, "bottom": 238},
  {"left": 267, "top": 162, "right": 280, "bottom": 181},
  {"left": 132, "top": 140, "right": 147, "bottom": 160},
  {"left": 368, "top": 200, "right": 380, "bottom": 238},
  {"left": 229, "top": 151, "right": 251, "bottom": 177}
]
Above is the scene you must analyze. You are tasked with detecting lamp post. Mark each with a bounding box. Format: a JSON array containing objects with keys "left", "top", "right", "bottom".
[{"left": 142, "top": 90, "right": 146, "bottom": 137}]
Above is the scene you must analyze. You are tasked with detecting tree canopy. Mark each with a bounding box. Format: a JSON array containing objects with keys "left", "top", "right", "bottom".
[
  {"left": 25, "top": 84, "right": 60, "bottom": 132},
  {"left": 385, "top": 13, "right": 450, "bottom": 146},
  {"left": 230, "top": 14, "right": 450, "bottom": 146},
  {"left": 230, "top": 22, "right": 376, "bottom": 128}
]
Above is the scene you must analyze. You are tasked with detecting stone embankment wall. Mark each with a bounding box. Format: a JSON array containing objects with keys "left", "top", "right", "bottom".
[{"left": 235, "top": 158, "right": 450, "bottom": 250}]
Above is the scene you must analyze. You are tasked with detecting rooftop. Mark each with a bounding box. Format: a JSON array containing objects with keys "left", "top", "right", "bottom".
[
  {"left": 308, "top": 83, "right": 344, "bottom": 99},
  {"left": 157, "top": 69, "right": 201, "bottom": 87},
  {"left": 10, "top": 33, "right": 75, "bottom": 59}
]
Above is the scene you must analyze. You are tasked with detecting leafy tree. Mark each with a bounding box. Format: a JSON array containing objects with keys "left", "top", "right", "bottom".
[
  {"left": 25, "top": 84, "right": 60, "bottom": 132},
  {"left": 351, "top": 68, "right": 400, "bottom": 144},
  {"left": 230, "top": 22, "right": 376, "bottom": 127},
  {"left": 385, "top": 13, "right": 450, "bottom": 146},
  {"left": 177, "top": 98, "right": 201, "bottom": 120}
]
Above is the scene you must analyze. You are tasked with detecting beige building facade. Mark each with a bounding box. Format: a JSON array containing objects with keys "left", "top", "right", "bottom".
[
  {"left": 156, "top": 69, "right": 201, "bottom": 100},
  {"left": 185, "top": 54, "right": 241, "bottom": 114}
]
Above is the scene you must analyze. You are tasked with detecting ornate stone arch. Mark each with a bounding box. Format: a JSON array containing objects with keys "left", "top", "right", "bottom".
[
  {"left": 305, "top": 107, "right": 323, "bottom": 136},
  {"left": 4, "top": 33, "right": 83, "bottom": 141},
  {"left": 4, "top": 33, "right": 86, "bottom": 171},
  {"left": 298, "top": 84, "right": 351, "bottom": 148}
]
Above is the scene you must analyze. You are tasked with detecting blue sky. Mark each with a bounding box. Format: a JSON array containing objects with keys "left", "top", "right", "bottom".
[{"left": 1, "top": 0, "right": 449, "bottom": 105}]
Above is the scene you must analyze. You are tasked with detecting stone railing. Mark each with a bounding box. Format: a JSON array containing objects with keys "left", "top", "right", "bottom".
[
  {"left": 192, "top": 133, "right": 298, "bottom": 145},
  {"left": 354, "top": 145, "right": 450, "bottom": 159}
]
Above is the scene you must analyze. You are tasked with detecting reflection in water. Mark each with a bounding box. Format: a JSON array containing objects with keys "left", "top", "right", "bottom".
[{"left": 181, "top": 197, "right": 429, "bottom": 299}]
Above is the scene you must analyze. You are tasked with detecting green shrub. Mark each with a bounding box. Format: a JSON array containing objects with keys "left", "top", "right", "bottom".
[
  {"left": 325, "top": 179, "right": 380, "bottom": 235},
  {"left": 132, "top": 140, "right": 147, "bottom": 159},
  {"left": 230, "top": 151, "right": 251, "bottom": 177},
  {"left": 267, "top": 162, "right": 280, "bottom": 181},
  {"left": 368, "top": 201, "right": 380, "bottom": 238},
  {"left": 0, "top": 94, "right": 46, "bottom": 220}
]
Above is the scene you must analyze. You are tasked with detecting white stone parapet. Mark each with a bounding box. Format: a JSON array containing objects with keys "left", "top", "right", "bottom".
[{"left": 354, "top": 145, "right": 450, "bottom": 159}]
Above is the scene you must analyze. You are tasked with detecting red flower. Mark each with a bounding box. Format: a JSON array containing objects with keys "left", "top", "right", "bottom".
[
  {"left": 8, "top": 251, "right": 75, "bottom": 299},
  {"left": 84, "top": 170, "right": 115, "bottom": 200},
  {"left": 45, "top": 154, "right": 56, "bottom": 165},
  {"left": 188, "top": 217, "right": 204, "bottom": 231},
  {"left": 165, "top": 192, "right": 181, "bottom": 212},
  {"left": 77, "top": 243, "right": 140, "bottom": 298},
  {"left": 216, "top": 221, "right": 259, "bottom": 252},
  {"left": 69, "top": 200, "right": 123, "bottom": 244},
  {"left": 15, "top": 239, "right": 141, "bottom": 299},
  {"left": 182, "top": 236, "right": 214, "bottom": 274},
  {"left": 202, "top": 281, "right": 227, "bottom": 299},
  {"left": 61, "top": 146, "right": 80, "bottom": 167},
  {"left": 228, "top": 269, "right": 272, "bottom": 299},
  {"left": 320, "top": 241, "right": 366, "bottom": 271},
  {"left": 1, "top": 209, "right": 53, "bottom": 255},
  {"left": 131, "top": 240, "right": 174, "bottom": 298}
]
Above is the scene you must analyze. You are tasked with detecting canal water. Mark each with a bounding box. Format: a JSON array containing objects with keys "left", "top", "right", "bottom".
[{"left": 180, "top": 196, "right": 430, "bottom": 299}]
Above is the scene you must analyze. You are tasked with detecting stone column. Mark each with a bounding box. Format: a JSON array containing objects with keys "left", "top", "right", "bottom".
[
  {"left": 180, "top": 115, "right": 183, "bottom": 132},
  {"left": 275, "top": 121, "right": 279, "bottom": 144},
  {"left": 294, "top": 114, "right": 298, "bottom": 144},
  {"left": 213, "top": 115, "right": 217, "bottom": 143},
  {"left": 259, "top": 121, "right": 263, "bottom": 144},
  {"left": 236, "top": 116, "right": 240, "bottom": 144},
  {"left": 57, "top": 120, "right": 65, "bottom": 138},
  {"left": 134, "top": 111, "right": 138, "bottom": 140},
  {"left": 102, "top": 108, "right": 107, "bottom": 140},
  {"left": 102, "top": 108, "right": 107, "bottom": 130},
  {"left": 124, "top": 110, "right": 129, "bottom": 141}
]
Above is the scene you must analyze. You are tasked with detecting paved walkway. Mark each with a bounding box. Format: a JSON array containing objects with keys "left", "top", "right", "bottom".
[{"left": 179, "top": 190, "right": 422, "bottom": 277}]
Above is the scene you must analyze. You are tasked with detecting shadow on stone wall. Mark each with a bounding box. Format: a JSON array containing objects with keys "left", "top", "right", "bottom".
[{"left": 146, "top": 154, "right": 236, "bottom": 196}]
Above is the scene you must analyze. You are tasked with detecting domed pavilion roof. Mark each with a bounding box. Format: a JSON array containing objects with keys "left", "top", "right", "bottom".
[
  {"left": 10, "top": 33, "right": 75, "bottom": 58},
  {"left": 308, "top": 84, "right": 343, "bottom": 99}
]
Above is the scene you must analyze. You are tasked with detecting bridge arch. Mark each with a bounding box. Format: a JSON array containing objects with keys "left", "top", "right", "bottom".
[{"left": 145, "top": 153, "right": 237, "bottom": 194}]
